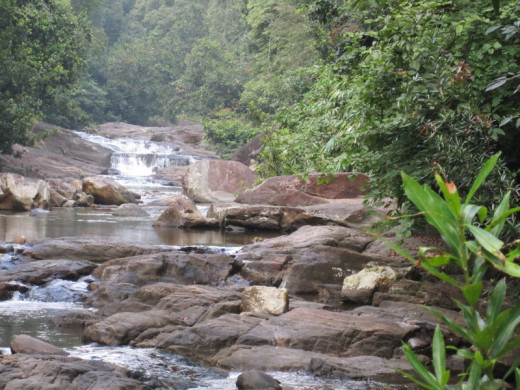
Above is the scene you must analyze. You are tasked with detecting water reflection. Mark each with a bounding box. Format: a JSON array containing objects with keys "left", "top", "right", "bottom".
[
  {"left": 0, "top": 208, "right": 279, "bottom": 246},
  {"left": 0, "top": 300, "right": 88, "bottom": 348}
]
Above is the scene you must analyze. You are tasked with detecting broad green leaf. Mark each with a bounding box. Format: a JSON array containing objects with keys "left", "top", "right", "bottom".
[
  {"left": 402, "top": 172, "right": 462, "bottom": 255},
  {"left": 486, "top": 253, "right": 520, "bottom": 277},
  {"left": 425, "top": 306, "right": 471, "bottom": 340},
  {"left": 461, "top": 282, "right": 483, "bottom": 308},
  {"left": 432, "top": 325, "right": 450, "bottom": 386},
  {"left": 477, "top": 206, "right": 488, "bottom": 223},
  {"left": 466, "top": 361, "right": 482, "bottom": 389},
  {"left": 486, "top": 77, "right": 508, "bottom": 91},
  {"left": 486, "top": 280, "right": 506, "bottom": 326},
  {"left": 462, "top": 204, "right": 487, "bottom": 225},
  {"left": 401, "top": 342, "right": 440, "bottom": 389},
  {"left": 467, "top": 225, "right": 504, "bottom": 253},
  {"left": 506, "top": 245, "right": 520, "bottom": 262},
  {"left": 487, "top": 206, "right": 520, "bottom": 234},
  {"left": 421, "top": 263, "right": 461, "bottom": 287},
  {"left": 464, "top": 153, "right": 500, "bottom": 205},
  {"left": 491, "top": 307, "right": 520, "bottom": 357},
  {"left": 488, "top": 192, "right": 511, "bottom": 236},
  {"left": 418, "top": 247, "right": 452, "bottom": 267}
]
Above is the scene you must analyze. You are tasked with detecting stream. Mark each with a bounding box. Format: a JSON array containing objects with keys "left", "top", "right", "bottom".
[{"left": 0, "top": 131, "right": 395, "bottom": 389}]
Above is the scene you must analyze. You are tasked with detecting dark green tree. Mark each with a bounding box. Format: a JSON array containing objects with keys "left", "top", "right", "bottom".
[{"left": 0, "top": 0, "right": 90, "bottom": 153}]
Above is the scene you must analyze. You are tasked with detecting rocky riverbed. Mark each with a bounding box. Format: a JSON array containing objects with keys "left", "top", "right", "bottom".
[{"left": 0, "top": 121, "right": 475, "bottom": 389}]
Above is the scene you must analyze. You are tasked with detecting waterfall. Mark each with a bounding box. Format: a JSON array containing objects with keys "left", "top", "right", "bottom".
[{"left": 74, "top": 131, "right": 195, "bottom": 177}]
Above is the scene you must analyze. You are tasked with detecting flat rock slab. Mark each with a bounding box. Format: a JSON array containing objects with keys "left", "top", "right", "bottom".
[
  {"left": 23, "top": 238, "right": 174, "bottom": 262},
  {"left": 84, "top": 284, "right": 243, "bottom": 344},
  {"left": 0, "top": 259, "right": 97, "bottom": 286},
  {"left": 146, "top": 306, "right": 417, "bottom": 361},
  {"left": 211, "top": 345, "right": 413, "bottom": 384},
  {"left": 240, "top": 225, "right": 375, "bottom": 256},
  {"left": 0, "top": 126, "right": 112, "bottom": 180},
  {"left": 92, "top": 251, "right": 236, "bottom": 286},
  {"left": 10, "top": 335, "right": 68, "bottom": 356},
  {"left": 0, "top": 353, "right": 149, "bottom": 389}
]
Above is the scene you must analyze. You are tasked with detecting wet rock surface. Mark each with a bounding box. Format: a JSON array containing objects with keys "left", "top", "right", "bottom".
[
  {"left": 152, "top": 194, "right": 218, "bottom": 228},
  {"left": 0, "top": 352, "right": 149, "bottom": 389},
  {"left": 0, "top": 120, "right": 480, "bottom": 388},
  {"left": 0, "top": 259, "right": 97, "bottom": 288}
]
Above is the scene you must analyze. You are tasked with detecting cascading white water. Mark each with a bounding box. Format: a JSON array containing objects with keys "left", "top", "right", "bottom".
[{"left": 73, "top": 131, "right": 196, "bottom": 177}]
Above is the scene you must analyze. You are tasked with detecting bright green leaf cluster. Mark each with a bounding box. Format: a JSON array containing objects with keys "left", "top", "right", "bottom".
[{"left": 388, "top": 153, "right": 520, "bottom": 389}]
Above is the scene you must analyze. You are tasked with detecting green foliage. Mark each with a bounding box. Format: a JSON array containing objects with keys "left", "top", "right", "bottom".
[
  {"left": 202, "top": 109, "right": 261, "bottom": 159},
  {"left": 259, "top": 0, "right": 519, "bottom": 238},
  {"left": 384, "top": 154, "right": 520, "bottom": 389},
  {"left": 176, "top": 38, "right": 245, "bottom": 116},
  {"left": 0, "top": 0, "right": 89, "bottom": 152}
]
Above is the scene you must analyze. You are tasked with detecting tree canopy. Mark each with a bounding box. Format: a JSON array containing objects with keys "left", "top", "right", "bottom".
[
  {"left": 1, "top": 0, "right": 518, "bottom": 236},
  {"left": 0, "top": 0, "right": 89, "bottom": 153}
]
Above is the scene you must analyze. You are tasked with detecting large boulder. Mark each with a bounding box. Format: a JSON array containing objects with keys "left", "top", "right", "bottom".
[
  {"left": 0, "top": 259, "right": 97, "bottom": 287},
  {"left": 0, "top": 124, "right": 112, "bottom": 179},
  {"left": 182, "top": 160, "right": 258, "bottom": 203},
  {"left": 238, "top": 225, "right": 379, "bottom": 293},
  {"left": 152, "top": 195, "right": 218, "bottom": 228},
  {"left": 10, "top": 335, "right": 68, "bottom": 356},
  {"left": 0, "top": 173, "right": 50, "bottom": 211},
  {"left": 92, "top": 251, "right": 236, "bottom": 286},
  {"left": 83, "top": 176, "right": 138, "bottom": 205},
  {"left": 235, "top": 173, "right": 369, "bottom": 207},
  {"left": 0, "top": 352, "right": 149, "bottom": 389}
]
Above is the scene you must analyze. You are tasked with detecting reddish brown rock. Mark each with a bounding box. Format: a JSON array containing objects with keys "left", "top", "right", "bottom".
[
  {"left": 235, "top": 173, "right": 369, "bottom": 207},
  {"left": 182, "top": 159, "right": 258, "bottom": 203}
]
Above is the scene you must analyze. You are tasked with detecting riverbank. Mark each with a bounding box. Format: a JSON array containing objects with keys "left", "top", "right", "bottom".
[{"left": 0, "top": 121, "right": 449, "bottom": 389}]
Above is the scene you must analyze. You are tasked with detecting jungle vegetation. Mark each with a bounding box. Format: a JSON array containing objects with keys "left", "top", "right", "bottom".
[{"left": 1, "top": 0, "right": 519, "bottom": 236}]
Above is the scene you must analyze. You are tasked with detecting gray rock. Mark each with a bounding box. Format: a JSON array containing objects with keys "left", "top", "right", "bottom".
[
  {"left": 0, "top": 353, "right": 149, "bottom": 389},
  {"left": 112, "top": 203, "right": 149, "bottom": 217},
  {"left": 235, "top": 173, "right": 369, "bottom": 206},
  {"left": 10, "top": 335, "right": 68, "bottom": 356},
  {"left": 75, "top": 191, "right": 94, "bottom": 207},
  {"left": 29, "top": 208, "right": 50, "bottom": 217},
  {"left": 0, "top": 173, "right": 50, "bottom": 211},
  {"left": 236, "top": 370, "right": 282, "bottom": 390},
  {"left": 0, "top": 259, "right": 97, "bottom": 286},
  {"left": 92, "top": 251, "right": 235, "bottom": 286},
  {"left": 23, "top": 238, "right": 173, "bottom": 262},
  {"left": 152, "top": 195, "right": 218, "bottom": 228},
  {"left": 0, "top": 125, "right": 112, "bottom": 180}
]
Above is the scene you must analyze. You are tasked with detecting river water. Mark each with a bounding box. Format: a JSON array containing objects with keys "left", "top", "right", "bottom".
[{"left": 0, "top": 131, "right": 400, "bottom": 389}]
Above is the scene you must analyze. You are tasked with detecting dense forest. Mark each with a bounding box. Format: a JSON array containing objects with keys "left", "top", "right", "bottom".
[{"left": 1, "top": 0, "right": 519, "bottom": 235}]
